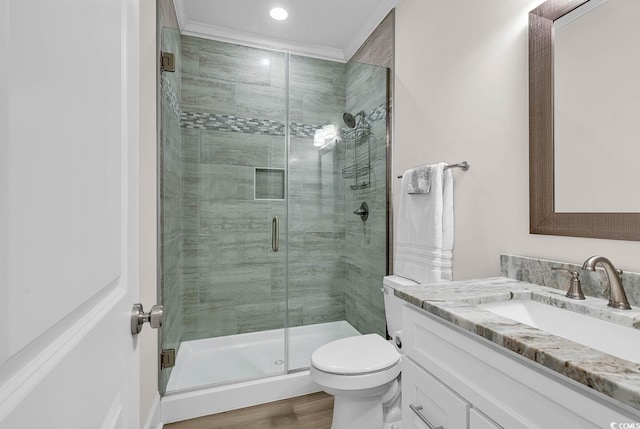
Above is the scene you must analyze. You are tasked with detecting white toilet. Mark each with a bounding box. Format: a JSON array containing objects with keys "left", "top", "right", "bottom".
[{"left": 310, "top": 275, "right": 418, "bottom": 429}]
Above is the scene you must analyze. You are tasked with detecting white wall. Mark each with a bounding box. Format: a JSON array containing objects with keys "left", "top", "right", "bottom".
[
  {"left": 139, "top": 1, "right": 159, "bottom": 427},
  {"left": 394, "top": 0, "right": 640, "bottom": 280},
  {"left": 0, "top": 0, "right": 8, "bottom": 364}
]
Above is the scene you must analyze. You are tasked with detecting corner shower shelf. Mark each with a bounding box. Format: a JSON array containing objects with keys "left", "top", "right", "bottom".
[{"left": 341, "top": 111, "right": 373, "bottom": 190}]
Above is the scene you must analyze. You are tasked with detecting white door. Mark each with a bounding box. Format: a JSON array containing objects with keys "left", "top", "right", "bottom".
[{"left": 0, "top": 0, "right": 142, "bottom": 428}]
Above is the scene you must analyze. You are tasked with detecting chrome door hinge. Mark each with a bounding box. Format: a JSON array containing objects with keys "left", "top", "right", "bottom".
[
  {"left": 161, "top": 52, "right": 175, "bottom": 73},
  {"left": 161, "top": 349, "right": 176, "bottom": 369}
]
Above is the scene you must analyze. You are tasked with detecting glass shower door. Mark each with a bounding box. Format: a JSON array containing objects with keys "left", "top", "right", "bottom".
[
  {"left": 158, "top": 26, "right": 184, "bottom": 395},
  {"left": 286, "top": 56, "right": 390, "bottom": 371},
  {"left": 159, "top": 29, "right": 289, "bottom": 394}
]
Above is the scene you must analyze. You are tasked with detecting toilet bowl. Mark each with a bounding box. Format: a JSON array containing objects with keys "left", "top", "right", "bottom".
[
  {"left": 310, "top": 275, "right": 418, "bottom": 429},
  {"left": 311, "top": 334, "right": 401, "bottom": 429}
]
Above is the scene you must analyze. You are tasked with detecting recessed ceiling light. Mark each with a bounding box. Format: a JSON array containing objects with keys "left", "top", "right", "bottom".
[{"left": 270, "top": 7, "right": 288, "bottom": 21}]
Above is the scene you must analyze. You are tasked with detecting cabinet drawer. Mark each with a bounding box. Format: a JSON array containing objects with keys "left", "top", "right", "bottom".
[{"left": 403, "top": 358, "right": 469, "bottom": 429}]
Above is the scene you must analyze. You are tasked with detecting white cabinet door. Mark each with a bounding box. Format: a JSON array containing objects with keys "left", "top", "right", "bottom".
[
  {"left": 470, "top": 409, "right": 502, "bottom": 429},
  {"left": 0, "top": 0, "right": 141, "bottom": 427},
  {"left": 403, "top": 358, "right": 469, "bottom": 429}
]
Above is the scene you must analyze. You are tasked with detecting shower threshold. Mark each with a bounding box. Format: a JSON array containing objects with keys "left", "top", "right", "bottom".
[{"left": 165, "top": 320, "right": 360, "bottom": 393}]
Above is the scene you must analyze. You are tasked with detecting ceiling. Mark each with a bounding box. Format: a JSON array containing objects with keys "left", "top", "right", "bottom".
[{"left": 173, "top": 0, "right": 397, "bottom": 62}]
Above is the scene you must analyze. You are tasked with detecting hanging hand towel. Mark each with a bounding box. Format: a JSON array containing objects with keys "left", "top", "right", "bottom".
[
  {"left": 407, "top": 165, "right": 434, "bottom": 194},
  {"left": 395, "top": 163, "right": 454, "bottom": 284}
]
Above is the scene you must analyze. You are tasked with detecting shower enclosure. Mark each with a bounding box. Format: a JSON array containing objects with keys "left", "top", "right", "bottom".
[{"left": 159, "top": 26, "right": 390, "bottom": 395}]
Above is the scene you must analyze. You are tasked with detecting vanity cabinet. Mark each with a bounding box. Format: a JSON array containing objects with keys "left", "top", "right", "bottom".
[{"left": 402, "top": 305, "right": 639, "bottom": 429}]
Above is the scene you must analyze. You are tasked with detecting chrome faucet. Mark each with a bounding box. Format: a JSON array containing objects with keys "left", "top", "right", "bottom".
[{"left": 581, "top": 256, "right": 631, "bottom": 310}]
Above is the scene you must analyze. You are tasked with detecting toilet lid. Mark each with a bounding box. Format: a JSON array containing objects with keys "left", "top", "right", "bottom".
[{"left": 311, "top": 334, "right": 400, "bottom": 375}]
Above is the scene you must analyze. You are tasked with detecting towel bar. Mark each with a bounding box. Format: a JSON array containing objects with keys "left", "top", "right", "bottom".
[{"left": 397, "top": 161, "right": 469, "bottom": 179}]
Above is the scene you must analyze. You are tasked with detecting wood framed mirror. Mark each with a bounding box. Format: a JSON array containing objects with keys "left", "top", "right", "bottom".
[{"left": 529, "top": 0, "right": 640, "bottom": 241}]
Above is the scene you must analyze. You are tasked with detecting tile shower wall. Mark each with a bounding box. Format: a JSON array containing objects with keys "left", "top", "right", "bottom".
[
  {"left": 343, "top": 62, "right": 389, "bottom": 336},
  {"left": 288, "top": 55, "right": 347, "bottom": 328},
  {"left": 178, "top": 37, "right": 348, "bottom": 340},
  {"left": 159, "top": 26, "right": 183, "bottom": 389}
]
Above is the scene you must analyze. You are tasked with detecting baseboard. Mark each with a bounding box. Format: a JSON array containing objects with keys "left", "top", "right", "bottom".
[{"left": 142, "top": 393, "right": 162, "bottom": 429}]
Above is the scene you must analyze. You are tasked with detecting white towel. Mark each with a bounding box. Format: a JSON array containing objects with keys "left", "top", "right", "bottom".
[
  {"left": 407, "top": 165, "right": 434, "bottom": 194},
  {"left": 395, "top": 163, "right": 454, "bottom": 284}
]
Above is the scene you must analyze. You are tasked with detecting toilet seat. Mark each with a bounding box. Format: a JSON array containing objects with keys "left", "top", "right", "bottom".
[
  {"left": 310, "top": 334, "right": 401, "bottom": 392},
  {"left": 311, "top": 334, "right": 400, "bottom": 375},
  {"left": 311, "top": 334, "right": 401, "bottom": 375}
]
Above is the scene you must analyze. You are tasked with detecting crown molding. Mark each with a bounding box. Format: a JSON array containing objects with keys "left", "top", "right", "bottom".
[{"left": 181, "top": 20, "right": 347, "bottom": 62}]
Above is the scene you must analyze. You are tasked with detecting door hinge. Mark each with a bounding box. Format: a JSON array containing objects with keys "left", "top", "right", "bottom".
[
  {"left": 161, "top": 52, "right": 175, "bottom": 73},
  {"left": 161, "top": 348, "right": 176, "bottom": 369}
]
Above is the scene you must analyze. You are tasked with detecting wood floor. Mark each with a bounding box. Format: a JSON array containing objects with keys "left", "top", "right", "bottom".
[{"left": 163, "top": 392, "right": 334, "bottom": 429}]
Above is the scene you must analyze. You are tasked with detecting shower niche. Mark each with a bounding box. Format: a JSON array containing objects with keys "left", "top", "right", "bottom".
[{"left": 254, "top": 168, "right": 285, "bottom": 200}]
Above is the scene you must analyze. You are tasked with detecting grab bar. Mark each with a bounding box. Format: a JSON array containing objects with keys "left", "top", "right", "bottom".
[
  {"left": 409, "top": 404, "right": 443, "bottom": 429},
  {"left": 272, "top": 216, "right": 279, "bottom": 252}
]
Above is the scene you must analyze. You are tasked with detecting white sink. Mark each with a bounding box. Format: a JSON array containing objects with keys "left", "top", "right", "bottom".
[{"left": 479, "top": 299, "right": 640, "bottom": 363}]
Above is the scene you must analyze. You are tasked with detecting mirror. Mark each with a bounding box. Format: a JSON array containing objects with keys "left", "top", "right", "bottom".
[
  {"left": 529, "top": 0, "right": 640, "bottom": 240},
  {"left": 554, "top": 0, "right": 640, "bottom": 212}
]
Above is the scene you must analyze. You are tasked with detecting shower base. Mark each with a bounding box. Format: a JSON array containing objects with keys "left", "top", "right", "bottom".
[{"left": 161, "top": 320, "right": 360, "bottom": 423}]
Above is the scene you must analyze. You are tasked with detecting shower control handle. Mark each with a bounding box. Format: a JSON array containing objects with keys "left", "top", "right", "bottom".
[
  {"left": 272, "top": 216, "right": 280, "bottom": 252},
  {"left": 131, "top": 303, "right": 164, "bottom": 335},
  {"left": 353, "top": 202, "right": 369, "bottom": 221}
]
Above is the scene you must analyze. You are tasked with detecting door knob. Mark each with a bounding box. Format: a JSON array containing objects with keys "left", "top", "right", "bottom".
[{"left": 131, "top": 303, "right": 163, "bottom": 335}]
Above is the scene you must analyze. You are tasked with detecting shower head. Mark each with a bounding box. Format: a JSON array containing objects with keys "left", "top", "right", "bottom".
[{"left": 343, "top": 112, "right": 356, "bottom": 128}]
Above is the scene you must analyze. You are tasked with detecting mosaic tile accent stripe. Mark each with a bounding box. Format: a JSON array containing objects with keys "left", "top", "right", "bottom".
[
  {"left": 181, "top": 111, "right": 285, "bottom": 135},
  {"left": 290, "top": 122, "right": 317, "bottom": 139},
  {"left": 180, "top": 103, "right": 387, "bottom": 139}
]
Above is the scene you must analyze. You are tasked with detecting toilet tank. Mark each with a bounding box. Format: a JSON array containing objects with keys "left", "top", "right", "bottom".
[{"left": 383, "top": 275, "right": 418, "bottom": 335}]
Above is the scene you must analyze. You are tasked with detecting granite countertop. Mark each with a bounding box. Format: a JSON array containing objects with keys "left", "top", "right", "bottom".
[{"left": 392, "top": 276, "right": 640, "bottom": 413}]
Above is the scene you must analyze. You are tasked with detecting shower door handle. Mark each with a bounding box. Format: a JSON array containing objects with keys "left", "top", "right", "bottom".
[{"left": 272, "top": 216, "right": 280, "bottom": 252}]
